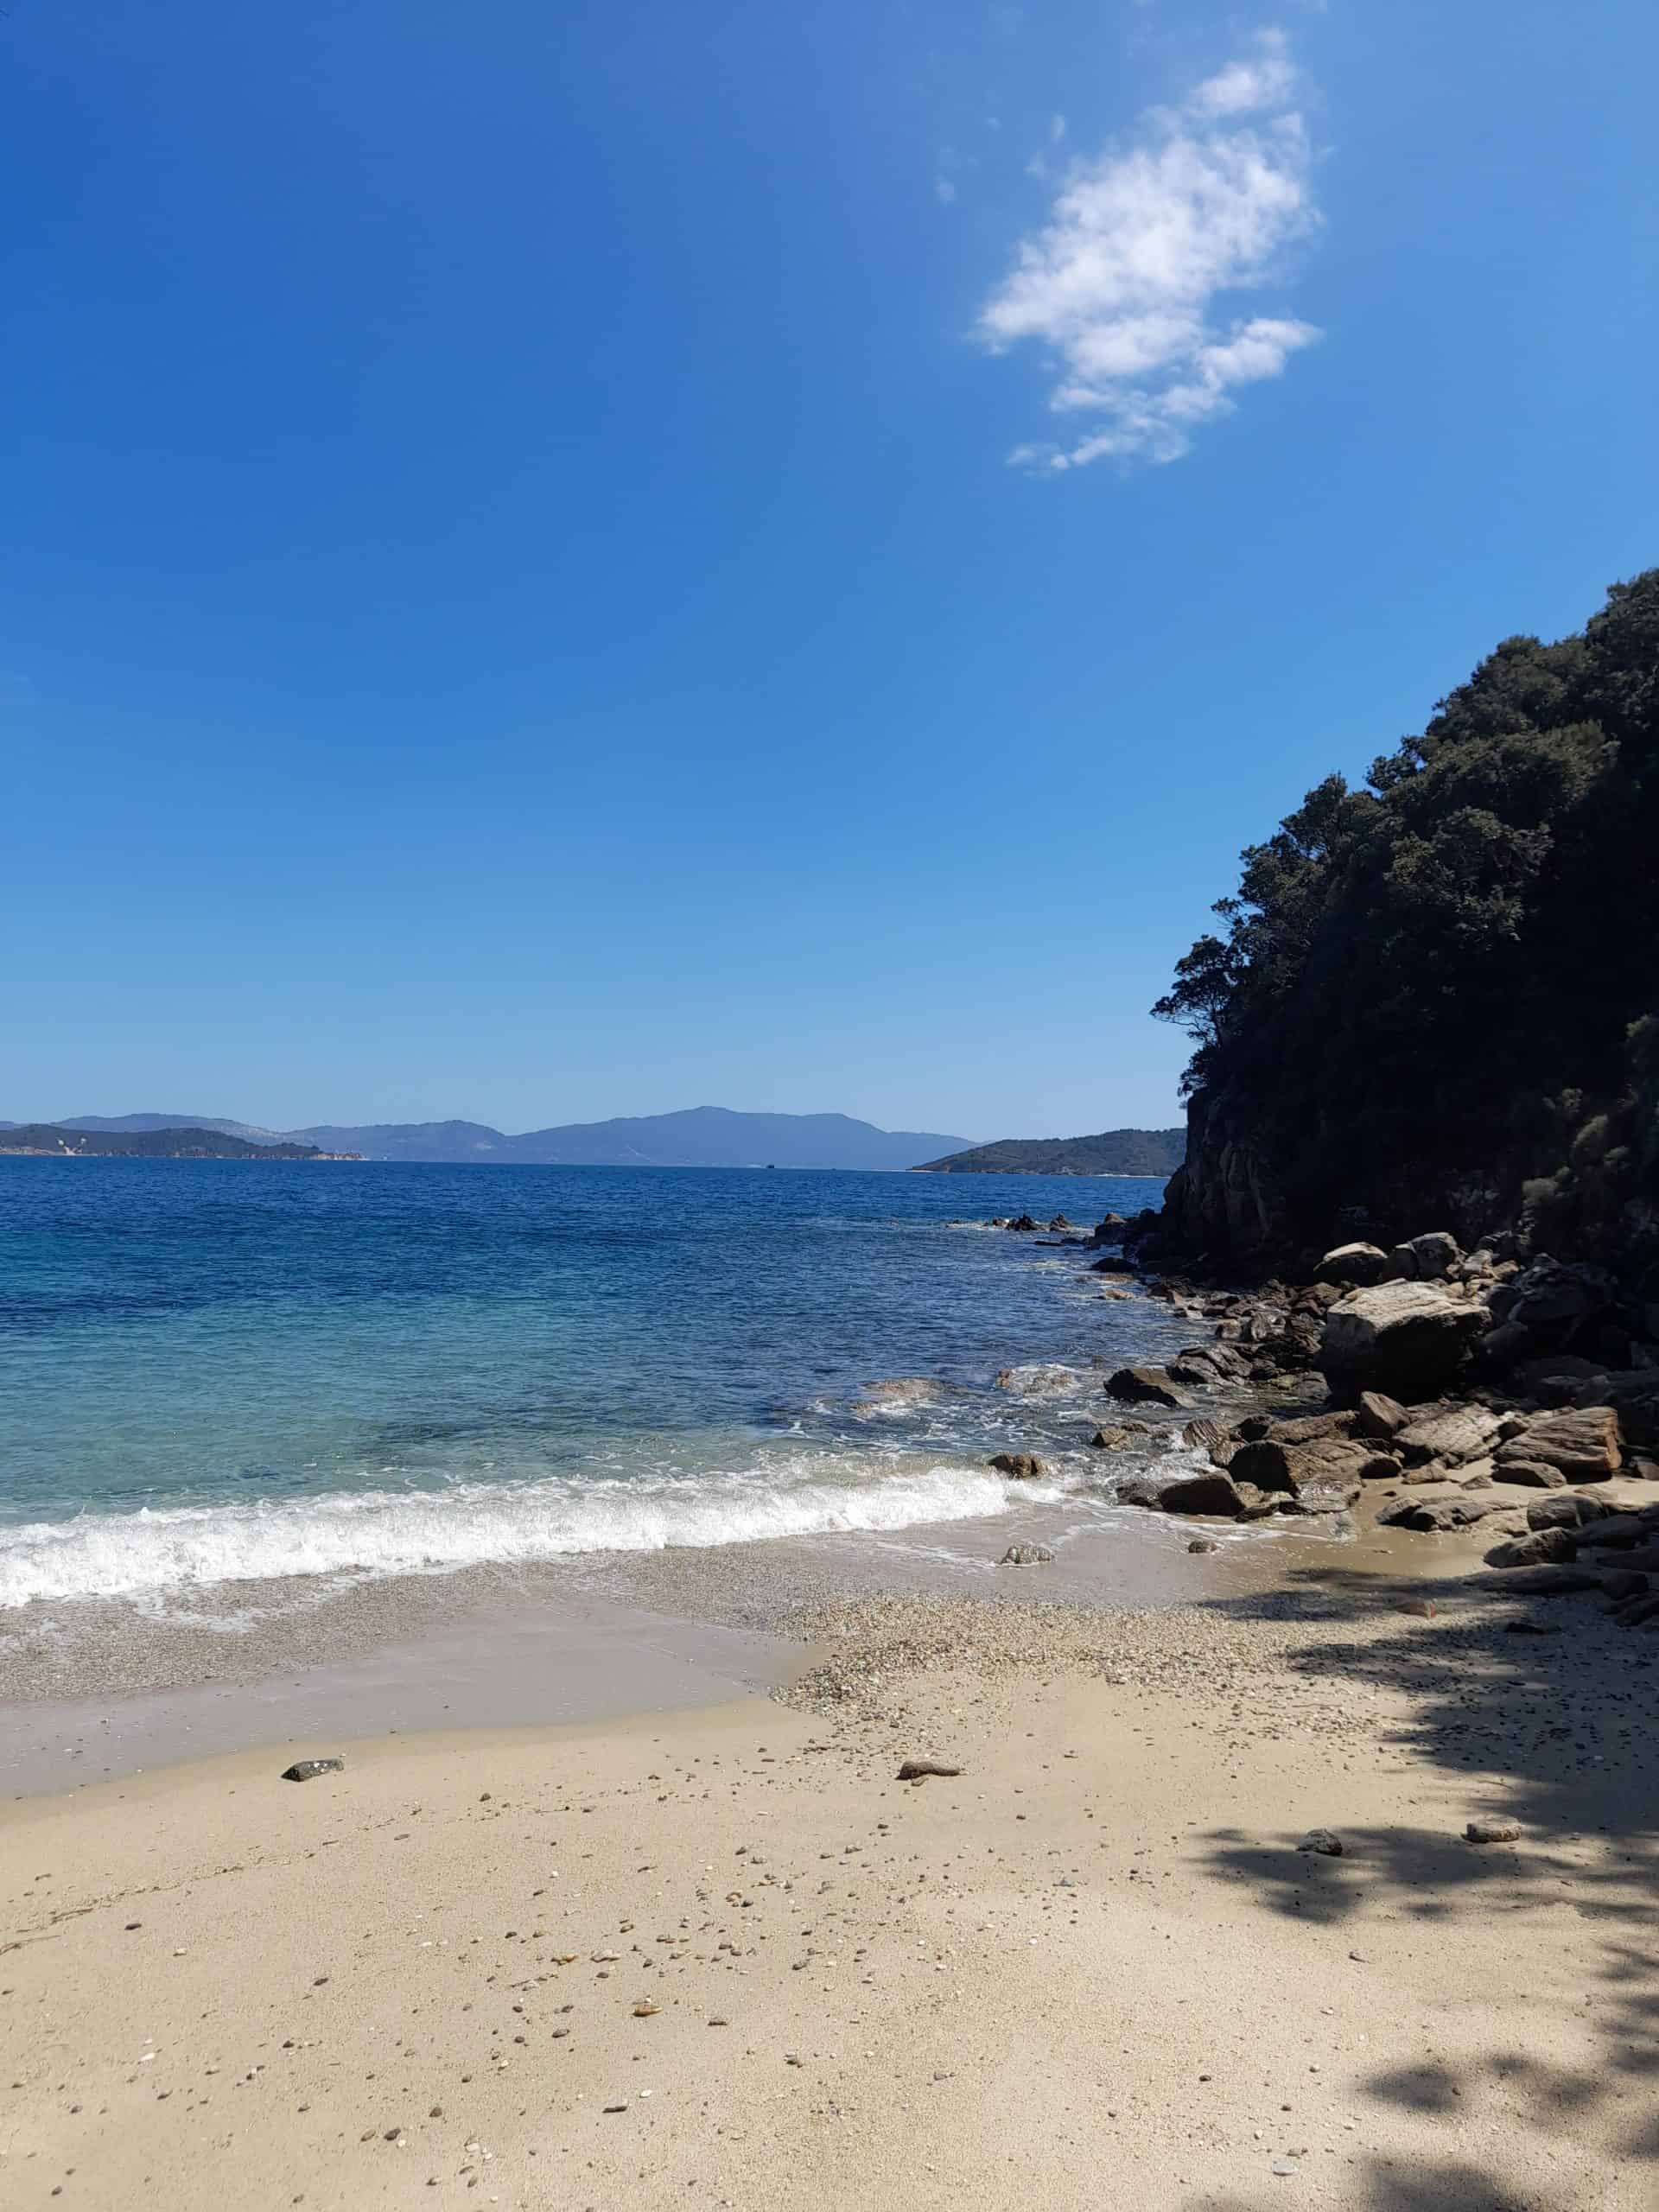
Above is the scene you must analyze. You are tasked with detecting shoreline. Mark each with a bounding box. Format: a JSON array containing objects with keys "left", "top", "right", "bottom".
[{"left": 3, "top": 1560, "right": 1654, "bottom": 2209}]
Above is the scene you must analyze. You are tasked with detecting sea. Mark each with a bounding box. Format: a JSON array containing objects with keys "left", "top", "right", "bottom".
[{"left": 0, "top": 1160, "right": 1208, "bottom": 1624}]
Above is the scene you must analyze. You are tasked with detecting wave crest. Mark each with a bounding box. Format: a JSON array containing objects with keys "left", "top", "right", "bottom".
[{"left": 0, "top": 1454, "right": 1056, "bottom": 1610}]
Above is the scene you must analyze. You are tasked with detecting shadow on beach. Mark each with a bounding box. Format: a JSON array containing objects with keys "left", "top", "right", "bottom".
[{"left": 1192, "top": 1565, "right": 1659, "bottom": 2209}]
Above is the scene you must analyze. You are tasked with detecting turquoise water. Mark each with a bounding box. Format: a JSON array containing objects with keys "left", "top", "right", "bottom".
[{"left": 0, "top": 1161, "right": 1187, "bottom": 1611}]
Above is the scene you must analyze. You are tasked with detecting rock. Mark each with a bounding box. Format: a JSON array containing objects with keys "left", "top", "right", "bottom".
[
  {"left": 897, "top": 1759, "right": 962, "bottom": 1782},
  {"left": 1104, "top": 1365, "right": 1193, "bottom": 1410},
  {"left": 1503, "top": 1255, "right": 1614, "bottom": 1332},
  {"left": 1320, "top": 1282, "right": 1485, "bottom": 1402},
  {"left": 998, "top": 1542, "right": 1053, "bottom": 1566},
  {"left": 1223, "top": 1440, "right": 1301, "bottom": 1497},
  {"left": 1268, "top": 1411, "right": 1360, "bottom": 1445},
  {"left": 1495, "top": 1407, "right": 1621, "bottom": 1480},
  {"left": 1298, "top": 1829, "right": 1344, "bottom": 1856},
  {"left": 1472, "top": 1563, "right": 1603, "bottom": 1594},
  {"left": 1090, "top": 1427, "right": 1135, "bottom": 1451},
  {"left": 1187, "top": 1537, "right": 1219, "bottom": 1554},
  {"left": 1490, "top": 1459, "right": 1568, "bottom": 1489},
  {"left": 1048, "top": 1214, "right": 1071, "bottom": 1230},
  {"left": 1354, "top": 1390, "right": 1408, "bottom": 1440},
  {"left": 1465, "top": 1819, "right": 1521, "bottom": 1844},
  {"left": 1007, "top": 1214, "right": 1038, "bottom": 1233},
  {"left": 1168, "top": 1346, "right": 1245, "bottom": 1387},
  {"left": 1285, "top": 1479, "right": 1366, "bottom": 1516},
  {"left": 1526, "top": 1491, "right": 1614, "bottom": 1530},
  {"left": 1116, "top": 1476, "right": 1169, "bottom": 1509},
  {"left": 854, "top": 1377, "right": 947, "bottom": 1412},
  {"left": 1377, "top": 1484, "right": 1516, "bottom": 1531},
  {"left": 1478, "top": 1319, "right": 1535, "bottom": 1370},
  {"left": 1395, "top": 1405, "right": 1502, "bottom": 1466},
  {"left": 989, "top": 1452, "right": 1049, "bottom": 1481},
  {"left": 1181, "top": 1416, "right": 1233, "bottom": 1461},
  {"left": 1089, "top": 1213, "right": 1129, "bottom": 1245},
  {"left": 1402, "top": 1231, "right": 1463, "bottom": 1281},
  {"left": 1090, "top": 1254, "right": 1137, "bottom": 1274},
  {"left": 1230, "top": 1434, "right": 1397, "bottom": 1497},
  {"left": 1484, "top": 1527, "right": 1579, "bottom": 1568},
  {"left": 1515, "top": 1352, "right": 1611, "bottom": 1396},
  {"left": 1599, "top": 1568, "right": 1651, "bottom": 1601},
  {"left": 1578, "top": 1510, "right": 1659, "bottom": 1549},
  {"left": 1316, "top": 1242, "right": 1390, "bottom": 1287},
  {"left": 1157, "top": 1471, "right": 1250, "bottom": 1517},
  {"left": 281, "top": 1758, "right": 345, "bottom": 1783},
  {"left": 1579, "top": 1372, "right": 1659, "bottom": 1448}
]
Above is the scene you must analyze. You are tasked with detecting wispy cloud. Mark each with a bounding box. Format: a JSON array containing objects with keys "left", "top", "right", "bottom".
[{"left": 979, "top": 29, "right": 1321, "bottom": 471}]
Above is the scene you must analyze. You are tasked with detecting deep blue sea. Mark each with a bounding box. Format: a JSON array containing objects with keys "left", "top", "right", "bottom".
[{"left": 0, "top": 1161, "right": 1191, "bottom": 1614}]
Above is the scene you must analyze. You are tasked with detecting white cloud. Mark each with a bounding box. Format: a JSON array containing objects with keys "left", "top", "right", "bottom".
[
  {"left": 1187, "top": 28, "right": 1296, "bottom": 117},
  {"left": 936, "top": 176, "right": 958, "bottom": 205},
  {"left": 979, "top": 29, "right": 1321, "bottom": 470}
]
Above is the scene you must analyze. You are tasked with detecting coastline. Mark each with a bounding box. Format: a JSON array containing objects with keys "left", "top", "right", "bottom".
[{"left": 5, "top": 1219, "right": 1657, "bottom": 2208}]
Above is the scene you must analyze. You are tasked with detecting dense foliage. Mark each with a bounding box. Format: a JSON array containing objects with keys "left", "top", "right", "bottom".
[
  {"left": 916, "top": 1128, "right": 1185, "bottom": 1177},
  {"left": 1154, "top": 570, "right": 1659, "bottom": 1275}
]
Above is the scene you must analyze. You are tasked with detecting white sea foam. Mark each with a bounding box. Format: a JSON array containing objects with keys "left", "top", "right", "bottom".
[{"left": 0, "top": 1454, "right": 1058, "bottom": 1610}]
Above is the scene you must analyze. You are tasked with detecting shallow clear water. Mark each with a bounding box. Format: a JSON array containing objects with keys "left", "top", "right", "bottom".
[{"left": 0, "top": 1160, "right": 1190, "bottom": 1609}]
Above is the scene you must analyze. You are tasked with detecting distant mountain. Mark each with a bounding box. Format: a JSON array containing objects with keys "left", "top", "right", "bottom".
[
  {"left": 35, "top": 1106, "right": 973, "bottom": 1170},
  {"left": 912, "top": 1128, "right": 1185, "bottom": 1177},
  {"left": 54, "top": 1112, "right": 288, "bottom": 1143},
  {"left": 0, "top": 1124, "right": 349, "bottom": 1160}
]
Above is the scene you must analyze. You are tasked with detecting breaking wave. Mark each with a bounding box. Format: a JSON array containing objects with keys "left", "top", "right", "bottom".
[{"left": 0, "top": 1452, "right": 1071, "bottom": 1610}]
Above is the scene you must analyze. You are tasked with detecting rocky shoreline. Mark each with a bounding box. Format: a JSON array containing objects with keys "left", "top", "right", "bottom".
[{"left": 978, "top": 1206, "right": 1659, "bottom": 1621}]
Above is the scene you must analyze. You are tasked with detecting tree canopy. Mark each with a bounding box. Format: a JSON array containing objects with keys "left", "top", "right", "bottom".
[{"left": 1154, "top": 570, "right": 1659, "bottom": 1273}]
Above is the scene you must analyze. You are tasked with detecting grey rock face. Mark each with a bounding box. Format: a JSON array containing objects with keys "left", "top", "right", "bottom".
[{"left": 1320, "top": 1282, "right": 1485, "bottom": 1401}]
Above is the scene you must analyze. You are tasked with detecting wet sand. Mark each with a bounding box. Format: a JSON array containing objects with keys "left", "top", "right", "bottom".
[{"left": 0, "top": 1491, "right": 1454, "bottom": 1796}]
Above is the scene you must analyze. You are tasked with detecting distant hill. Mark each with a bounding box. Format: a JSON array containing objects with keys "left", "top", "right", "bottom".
[
  {"left": 34, "top": 1106, "right": 973, "bottom": 1170},
  {"left": 47, "top": 1113, "right": 289, "bottom": 1143},
  {"left": 912, "top": 1128, "right": 1185, "bottom": 1177},
  {"left": 0, "top": 1124, "right": 350, "bottom": 1160}
]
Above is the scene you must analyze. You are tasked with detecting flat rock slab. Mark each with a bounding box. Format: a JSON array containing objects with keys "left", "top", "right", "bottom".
[
  {"left": 1496, "top": 1408, "right": 1622, "bottom": 1479},
  {"left": 1378, "top": 1484, "right": 1516, "bottom": 1531}
]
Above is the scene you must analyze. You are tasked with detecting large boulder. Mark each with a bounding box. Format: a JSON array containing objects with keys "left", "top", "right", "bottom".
[
  {"left": 1105, "top": 1365, "right": 1193, "bottom": 1410},
  {"left": 1317, "top": 1242, "right": 1390, "bottom": 1287},
  {"left": 1499, "top": 1255, "right": 1616, "bottom": 1334},
  {"left": 1355, "top": 1390, "right": 1409, "bottom": 1440},
  {"left": 1320, "top": 1282, "right": 1486, "bottom": 1402},
  {"left": 1485, "top": 1527, "right": 1580, "bottom": 1568},
  {"left": 1491, "top": 1459, "right": 1569, "bottom": 1489},
  {"left": 1577, "top": 1372, "right": 1659, "bottom": 1448},
  {"left": 1157, "top": 1471, "right": 1249, "bottom": 1517},
  {"left": 1388, "top": 1231, "right": 1464, "bottom": 1282},
  {"left": 1495, "top": 1408, "right": 1621, "bottom": 1481},
  {"left": 1395, "top": 1405, "right": 1503, "bottom": 1466},
  {"left": 1229, "top": 1434, "right": 1397, "bottom": 1497}
]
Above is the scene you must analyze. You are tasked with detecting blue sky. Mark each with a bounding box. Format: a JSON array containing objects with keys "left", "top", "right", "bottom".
[{"left": 4, "top": 0, "right": 1655, "bottom": 1139}]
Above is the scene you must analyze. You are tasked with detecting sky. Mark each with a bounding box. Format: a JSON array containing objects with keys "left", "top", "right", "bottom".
[{"left": 4, "top": 1, "right": 1656, "bottom": 1141}]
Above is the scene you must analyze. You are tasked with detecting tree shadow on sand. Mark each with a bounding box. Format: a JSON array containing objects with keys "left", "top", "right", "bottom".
[{"left": 1187, "top": 1566, "right": 1659, "bottom": 2209}]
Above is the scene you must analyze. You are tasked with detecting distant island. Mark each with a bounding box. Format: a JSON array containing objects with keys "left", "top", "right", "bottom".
[
  {"left": 0, "top": 1125, "right": 355, "bottom": 1161},
  {"left": 0, "top": 1105, "right": 972, "bottom": 1171},
  {"left": 912, "top": 1128, "right": 1185, "bottom": 1177}
]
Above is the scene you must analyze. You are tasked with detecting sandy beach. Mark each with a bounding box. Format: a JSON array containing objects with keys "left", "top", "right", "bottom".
[{"left": 3, "top": 1541, "right": 1656, "bottom": 2212}]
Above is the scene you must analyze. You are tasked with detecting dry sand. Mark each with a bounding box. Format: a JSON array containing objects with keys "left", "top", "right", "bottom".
[{"left": 3, "top": 1566, "right": 1656, "bottom": 2211}]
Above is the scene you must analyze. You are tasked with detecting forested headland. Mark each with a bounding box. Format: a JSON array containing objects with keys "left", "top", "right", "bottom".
[{"left": 1148, "top": 569, "right": 1658, "bottom": 1287}]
